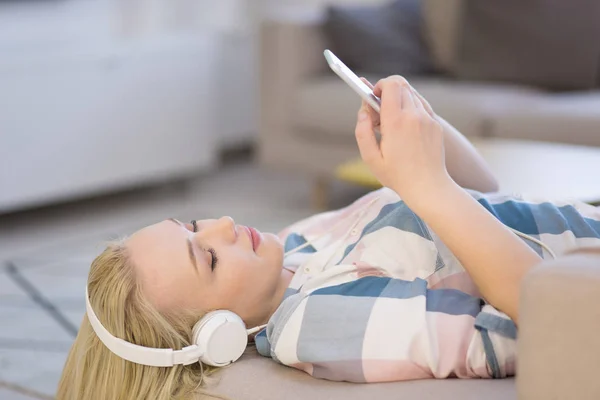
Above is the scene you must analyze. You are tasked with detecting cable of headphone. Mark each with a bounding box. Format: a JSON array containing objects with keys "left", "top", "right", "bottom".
[
  {"left": 507, "top": 226, "right": 557, "bottom": 259},
  {"left": 247, "top": 324, "right": 267, "bottom": 335}
]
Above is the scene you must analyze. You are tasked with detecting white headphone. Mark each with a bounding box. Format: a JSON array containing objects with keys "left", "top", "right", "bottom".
[{"left": 85, "top": 287, "right": 266, "bottom": 367}]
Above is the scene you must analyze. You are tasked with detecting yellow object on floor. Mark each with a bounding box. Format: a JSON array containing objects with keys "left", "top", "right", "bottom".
[{"left": 335, "top": 159, "right": 382, "bottom": 189}]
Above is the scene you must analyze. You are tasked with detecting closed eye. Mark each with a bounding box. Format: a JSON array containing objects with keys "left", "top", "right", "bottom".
[
  {"left": 191, "top": 220, "right": 218, "bottom": 271},
  {"left": 207, "top": 248, "right": 218, "bottom": 271}
]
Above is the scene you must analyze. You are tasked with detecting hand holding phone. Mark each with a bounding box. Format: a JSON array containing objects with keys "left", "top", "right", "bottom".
[
  {"left": 324, "top": 49, "right": 381, "bottom": 113},
  {"left": 354, "top": 75, "right": 449, "bottom": 206}
]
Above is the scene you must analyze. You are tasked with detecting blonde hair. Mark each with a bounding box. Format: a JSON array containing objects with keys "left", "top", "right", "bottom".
[{"left": 57, "top": 241, "right": 223, "bottom": 400}]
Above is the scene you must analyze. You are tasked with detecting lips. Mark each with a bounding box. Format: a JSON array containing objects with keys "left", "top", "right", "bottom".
[{"left": 243, "top": 226, "right": 262, "bottom": 252}]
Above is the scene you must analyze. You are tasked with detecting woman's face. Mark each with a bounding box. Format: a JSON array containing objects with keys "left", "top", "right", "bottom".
[{"left": 126, "top": 217, "right": 288, "bottom": 328}]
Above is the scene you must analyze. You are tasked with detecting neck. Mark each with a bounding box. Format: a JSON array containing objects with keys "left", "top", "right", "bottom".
[{"left": 260, "top": 267, "right": 294, "bottom": 327}]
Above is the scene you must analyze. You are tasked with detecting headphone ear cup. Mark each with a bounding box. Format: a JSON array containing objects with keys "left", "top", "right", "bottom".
[{"left": 192, "top": 310, "right": 248, "bottom": 367}]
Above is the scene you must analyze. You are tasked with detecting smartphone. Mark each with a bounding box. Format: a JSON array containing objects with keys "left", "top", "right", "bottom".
[{"left": 324, "top": 49, "right": 381, "bottom": 113}]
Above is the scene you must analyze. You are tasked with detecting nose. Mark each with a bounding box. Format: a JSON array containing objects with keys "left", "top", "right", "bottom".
[{"left": 196, "top": 216, "right": 236, "bottom": 242}]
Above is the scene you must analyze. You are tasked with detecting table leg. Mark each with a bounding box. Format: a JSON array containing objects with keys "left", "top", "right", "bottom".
[{"left": 312, "top": 177, "right": 329, "bottom": 211}]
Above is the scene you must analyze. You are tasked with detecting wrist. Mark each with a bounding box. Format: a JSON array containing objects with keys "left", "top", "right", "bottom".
[{"left": 397, "top": 174, "right": 460, "bottom": 214}]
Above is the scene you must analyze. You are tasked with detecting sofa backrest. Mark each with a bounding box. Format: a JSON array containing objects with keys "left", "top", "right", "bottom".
[{"left": 421, "top": 0, "right": 600, "bottom": 90}]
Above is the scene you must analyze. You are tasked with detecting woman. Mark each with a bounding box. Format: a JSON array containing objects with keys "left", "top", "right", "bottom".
[{"left": 57, "top": 77, "right": 600, "bottom": 399}]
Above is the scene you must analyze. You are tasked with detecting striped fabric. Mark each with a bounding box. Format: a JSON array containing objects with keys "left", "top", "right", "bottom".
[{"left": 255, "top": 187, "right": 600, "bottom": 382}]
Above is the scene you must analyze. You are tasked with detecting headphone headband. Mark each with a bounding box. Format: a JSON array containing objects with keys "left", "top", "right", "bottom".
[
  {"left": 85, "top": 286, "right": 265, "bottom": 367},
  {"left": 85, "top": 287, "right": 204, "bottom": 366}
]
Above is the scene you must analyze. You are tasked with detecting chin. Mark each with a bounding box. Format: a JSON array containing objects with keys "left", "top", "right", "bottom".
[
  {"left": 256, "top": 233, "right": 283, "bottom": 258},
  {"left": 263, "top": 233, "right": 285, "bottom": 260},
  {"left": 265, "top": 232, "right": 284, "bottom": 246}
]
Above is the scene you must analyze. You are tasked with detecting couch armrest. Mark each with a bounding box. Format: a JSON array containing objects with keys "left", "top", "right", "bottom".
[
  {"left": 258, "top": 9, "right": 328, "bottom": 166},
  {"left": 518, "top": 247, "right": 600, "bottom": 400}
]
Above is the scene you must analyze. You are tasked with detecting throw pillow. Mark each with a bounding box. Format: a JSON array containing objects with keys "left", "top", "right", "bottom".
[
  {"left": 323, "top": 0, "right": 434, "bottom": 77},
  {"left": 453, "top": 0, "right": 600, "bottom": 91}
]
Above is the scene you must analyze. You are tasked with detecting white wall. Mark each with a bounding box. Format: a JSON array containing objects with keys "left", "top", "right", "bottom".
[
  {"left": 256, "top": 0, "right": 389, "bottom": 11},
  {"left": 295, "top": 0, "right": 388, "bottom": 4},
  {"left": 3, "top": 0, "right": 385, "bottom": 159},
  {"left": 113, "top": 0, "right": 255, "bottom": 37},
  {"left": 0, "top": 0, "right": 254, "bottom": 40},
  {"left": 0, "top": 0, "right": 222, "bottom": 212},
  {"left": 112, "top": 0, "right": 389, "bottom": 148}
]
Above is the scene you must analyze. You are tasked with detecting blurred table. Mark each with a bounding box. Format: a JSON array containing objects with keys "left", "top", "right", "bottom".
[
  {"left": 336, "top": 138, "right": 600, "bottom": 205},
  {"left": 471, "top": 138, "right": 600, "bottom": 205}
]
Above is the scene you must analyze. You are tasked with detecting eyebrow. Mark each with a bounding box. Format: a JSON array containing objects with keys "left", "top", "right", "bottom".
[{"left": 167, "top": 218, "right": 198, "bottom": 273}]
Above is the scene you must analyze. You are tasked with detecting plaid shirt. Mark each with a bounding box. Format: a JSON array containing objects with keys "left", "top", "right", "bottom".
[{"left": 255, "top": 187, "right": 600, "bottom": 382}]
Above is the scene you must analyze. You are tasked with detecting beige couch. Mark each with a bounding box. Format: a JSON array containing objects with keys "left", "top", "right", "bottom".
[
  {"left": 211, "top": 247, "right": 600, "bottom": 400},
  {"left": 258, "top": 8, "right": 600, "bottom": 208}
]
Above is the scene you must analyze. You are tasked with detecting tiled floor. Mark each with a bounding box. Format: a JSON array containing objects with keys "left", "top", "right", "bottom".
[{"left": 0, "top": 157, "right": 367, "bottom": 399}]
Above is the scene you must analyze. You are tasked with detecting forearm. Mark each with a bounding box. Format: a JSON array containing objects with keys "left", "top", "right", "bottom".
[
  {"left": 409, "top": 179, "right": 542, "bottom": 324},
  {"left": 439, "top": 117, "right": 499, "bottom": 193}
]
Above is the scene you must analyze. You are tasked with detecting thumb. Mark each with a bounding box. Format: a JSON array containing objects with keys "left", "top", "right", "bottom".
[{"left": 355, "top": 102, "right": 382, "bottom": 168}]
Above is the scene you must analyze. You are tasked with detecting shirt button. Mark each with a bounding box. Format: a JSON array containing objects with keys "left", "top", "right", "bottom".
[
  {"left": 351, "top": 229, "right": 358, "bottom": 236},
  {"left": 304, "top": 267, "right": 310, "bottom": 273}
]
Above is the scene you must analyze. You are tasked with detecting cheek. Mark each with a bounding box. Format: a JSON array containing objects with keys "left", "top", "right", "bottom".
[
  {"left": 263, "top": 234, "right": 284, "bottom": 265},
  {"left": 217, "top": 256, "right": 256, "bottom": 297},
  {"left": 220, "top": 261, "right": 265, "bottom": 303},
  {"left": 218, "top": 238, "right": 283, "bottom": 307}
]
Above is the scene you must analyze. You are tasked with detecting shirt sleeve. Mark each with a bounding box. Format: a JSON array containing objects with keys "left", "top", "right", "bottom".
[{"left": 264, "top": 276, "right": 486, "bottom": 382}]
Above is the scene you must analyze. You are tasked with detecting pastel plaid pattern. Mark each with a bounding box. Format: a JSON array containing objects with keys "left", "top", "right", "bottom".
[{"left": 255, "top": 188, "right": 600, "bottom": 382}]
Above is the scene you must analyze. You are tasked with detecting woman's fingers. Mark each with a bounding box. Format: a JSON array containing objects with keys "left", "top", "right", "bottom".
[
  {"left": 360, "top": 77, "right": 381, "bottom": 126},
  {"left": 360, "top": 77, "right": 374, "bottom": 90},
  {"left": 411, "top": 88, "right": 426, "bottom": 112},
  {"left": 356, "top": 75, "right": 449, "bottom": 200},
  {"left": 374, "top": 76, "right": 415, "bottom": 113},
  {"left": 373, "top": 76, "right": 433, "bottom": 115},
  {"left": 373, "top": 79, "right": 383, "bottom": 100},
  {"left": 409, "top": 85, "right": 435, "bottom": 117},
  {"left": 355, "top": 102, "right": 382, "bottom": 168},
  {"left": 401, "top": 84, "right": 416, "bottom": 109}
]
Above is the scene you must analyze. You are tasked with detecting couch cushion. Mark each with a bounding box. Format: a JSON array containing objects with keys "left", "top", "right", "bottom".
[
  {"left": 489, "top": 92, "right": 600, "bottom": 147},
  {"left": 453, "top": 1, "right": 600, "bottom": 91},
  {"left": 323, "top": 0, "right": 434, "bottom": 76},
  {"left": 211, "top": 347, "right": 516, "bottom": 400},
  {"left": 292, "top": 76, "right": 543, "bottom": 141}
]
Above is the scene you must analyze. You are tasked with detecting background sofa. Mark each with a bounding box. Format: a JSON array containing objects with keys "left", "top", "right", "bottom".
[{"left": 258, "top": 1, "right": 600, "bottom": 208}]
